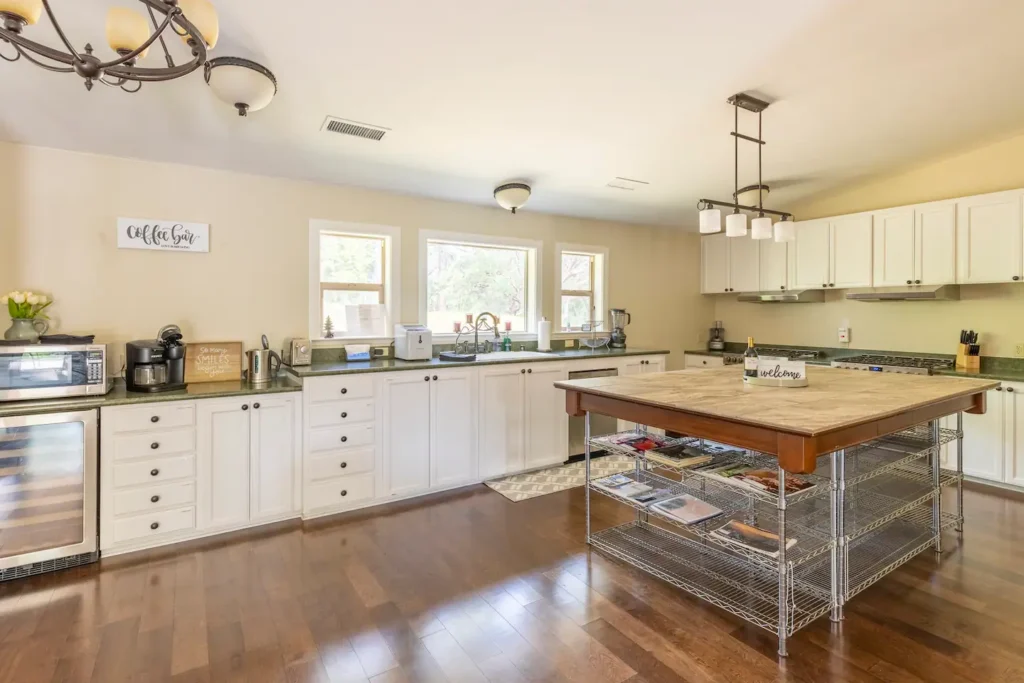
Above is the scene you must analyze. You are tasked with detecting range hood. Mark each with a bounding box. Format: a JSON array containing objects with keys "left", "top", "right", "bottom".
[
  {"left": 736, "top": 290, "right": 826, "bottom": 303},
  {"left": 846, "top": 285, "right": 960, "bottom": 302}
]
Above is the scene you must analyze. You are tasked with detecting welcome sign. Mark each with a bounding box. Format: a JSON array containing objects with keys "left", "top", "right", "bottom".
[
  {"left": 117, "top": 218, "right": 209, "bottom": 253},
  {"left": 744, "top": 359, "right": 809, "bottom": 387}
]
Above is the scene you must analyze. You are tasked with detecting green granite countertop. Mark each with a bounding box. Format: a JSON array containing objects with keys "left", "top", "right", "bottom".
[
  {"left": 0, "top": 376, "right": 301, "bottom": 418},
  {"left": 683, "top": 346, "right": 1024, "bottom": 383},
  {"left": 286, "top": 347, "right": 670, "bottom": 378}
]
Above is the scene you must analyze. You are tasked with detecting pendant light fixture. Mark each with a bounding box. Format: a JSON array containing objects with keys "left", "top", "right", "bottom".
[{"left": 697, "top": 93, "right": 793, "bottom": 240}]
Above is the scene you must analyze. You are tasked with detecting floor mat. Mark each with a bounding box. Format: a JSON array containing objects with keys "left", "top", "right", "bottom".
[{"left": 484, "top": 454, "right": 635, "bottom": 502}]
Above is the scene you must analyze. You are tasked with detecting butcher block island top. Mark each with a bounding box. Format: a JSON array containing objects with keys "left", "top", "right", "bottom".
[{"left": 556, "top": 365, "right": 998, "bottom": 473}]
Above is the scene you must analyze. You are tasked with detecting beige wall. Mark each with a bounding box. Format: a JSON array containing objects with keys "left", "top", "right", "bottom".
[
  {"left": 0, "top": 141, "right": 710, "bottom": 369},
  {"left": 714, "top": 131, "right": 1024, "bottom": 357}
]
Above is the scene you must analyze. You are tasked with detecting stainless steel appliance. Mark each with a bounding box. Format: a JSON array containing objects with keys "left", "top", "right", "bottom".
[
  {"left": 708, "top": 320, "right": 726, "bottom": 351},
  {"left": 609, "top": 309, "right": 630, "bottom": 349},
  {"left": 394, "top": 324, "right": 432, "bottom": 361},
  {"left": 282, "top": 337, "right": 312, "bottom": 366},
  {"left": 0, "top": 344, "right": 109, "bottom": 402},
  {"left": 125, "top": 326, "right": 186, "bottom": 393},
  {"left": 568, "top": 367, "right": 620, "bottom": 458},
  {"left": 0, "top": 409, "right": 98, "bottom": 581},
  {"left": 723, "top": 347, "right": 821, "bottom": 365},
  {"left": 846, "top": 285, "right": 960, "bottom": 302},
  {"left": 736, "top": 290, "right": 825, "bottom": 304},
  {"left": 247, "top": 335, "right": 283, "bottom": 384},
  {"left": 831, "top": 354, "right": 954, "bottom": 375}
]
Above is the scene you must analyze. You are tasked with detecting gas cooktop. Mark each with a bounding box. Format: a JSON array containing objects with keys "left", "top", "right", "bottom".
[
  {"left": 722, "top": 347, "right": 822, "bottom": 365},
  {"left": 831, "top": 354, "right": 954, "bottom": 375}
]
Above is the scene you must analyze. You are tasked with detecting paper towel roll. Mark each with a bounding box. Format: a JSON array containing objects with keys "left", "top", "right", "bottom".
[{"left": 537, "top": 318, "right": 552, "bottom": 351}]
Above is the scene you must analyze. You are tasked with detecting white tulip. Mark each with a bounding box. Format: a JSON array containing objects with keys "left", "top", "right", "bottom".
[
  {"left": 37, "top": 294, "right": 48, "bottom": 304},
  {"left": 27, "top": 295, "right": 39, "bottom": 305},
  {"left": 11, "top": 293, "right": 25, "bottom": 304},
  {"left": 0, "top": 296, "right": 7, "bottom": 305}
]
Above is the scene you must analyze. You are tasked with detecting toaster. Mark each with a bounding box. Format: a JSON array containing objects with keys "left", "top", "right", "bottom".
[
  {"left": 394, "top": 324, "right": 432, "bottom": 361},
  {"left": 282, "top": 337, "right": 312, "bottom": 366}
]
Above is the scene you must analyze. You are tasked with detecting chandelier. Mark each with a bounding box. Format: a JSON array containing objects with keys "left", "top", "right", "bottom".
[
  {"left": 0, "top": 0, "right": 277, "bottom": 116},
  {"left": 697, "top": 92, "right": 795, "bottom": 242}
]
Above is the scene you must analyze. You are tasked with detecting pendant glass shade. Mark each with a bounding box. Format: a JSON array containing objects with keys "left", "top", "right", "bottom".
[
  {"left": 725, "top": 212, "right": 747, "bottom": 237},
  {"left": 205, "top": 58, "right": 277, "bottom": 115},
  {"left": 0, "top": 0, "right": 41, "bottom": 24},
  {"left": 774, "top": 217, "right": 796, "bottom": 242},
  {"left": 177, "top": 0, "right": 219, "bottom": 49},
  {"left": 106, "top": 7, "right": 150, "bottom": 59},
  {"left": 751, "top": 215, "right": 773, "bottom": 240},
  {"left": 698, "top": 208, "right": 722, "bottom": 234}
]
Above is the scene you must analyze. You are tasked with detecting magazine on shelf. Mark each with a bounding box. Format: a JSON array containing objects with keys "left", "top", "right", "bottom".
[
  {"left": 650, "top": 494, "right": 723, "bottom": 525},
  {"left": 596, "top": 432, "right": 676, "bottom": 454},
  {"left": 644, "top": 443, "right": 714, "bottom": 469},
  {"left": 710, "top": 521, "right": 797, "bottom": 558},
  {"left": 592, "top": 475, "right": 652, "bottom": 499},
  {"left": 702, "top": 464, "right": 816, "bottom": 494}
]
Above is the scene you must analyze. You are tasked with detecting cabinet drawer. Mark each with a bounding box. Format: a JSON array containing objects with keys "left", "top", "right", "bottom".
[
  {"left": 306, "top": 375, "right": 374, "bottom": 403},
  {"left": 113, "top": 481, "right": 196, "bottom": 516},
  {"left": 308, "top": 424, "right": 374, "bottom": 453},
  {"left": 684, "top": 354, "right": 724, "bottom": 368},
  {"left": 113, "top": 455, "right": 195, "bottom": 488},
  {"left": 308, "top": 399, "right": 374, "bottom": 428},
  {"left": 305, "top": 473, "right": 374, "bottom": 510},
  {"left": 111, "top": 428, "right": 195, "bottom": 461},
  {"left": 307, "top": 447, "right": 374, "bottom": 481},
  {"left": 112, "top": 506, "right": 195, "bottom": 545},
  {"left": 109, "top": 403, "right": 195, "bottom": 433}
]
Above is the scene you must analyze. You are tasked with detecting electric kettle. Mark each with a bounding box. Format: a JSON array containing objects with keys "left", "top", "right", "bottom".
[{"left": 246, "top": 335, "right": 283, "bottom": 384}]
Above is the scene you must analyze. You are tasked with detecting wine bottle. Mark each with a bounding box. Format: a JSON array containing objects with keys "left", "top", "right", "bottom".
[{"left": 743, "top": 336, "right": 758, "bottom": 379}]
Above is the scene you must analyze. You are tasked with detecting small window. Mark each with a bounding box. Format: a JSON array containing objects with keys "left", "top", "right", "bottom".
[{"left": 556, "top": 245, "right": 607, "bottom": 332}]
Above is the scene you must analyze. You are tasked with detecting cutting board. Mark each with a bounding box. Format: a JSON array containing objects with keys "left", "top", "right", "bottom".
[{"left": 184, "top": 341, "right": 244, "bottom": 383}]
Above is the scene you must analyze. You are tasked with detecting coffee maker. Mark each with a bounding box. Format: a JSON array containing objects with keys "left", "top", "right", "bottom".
[
  {"left": 609, "top": 308, "right": 631, "bottom": 348},
  {"left": 708, "top": 320, "right": 726, "bottom": 351},
  {"left": 126, "top": 325, "right": 186, "bottom": 393}
]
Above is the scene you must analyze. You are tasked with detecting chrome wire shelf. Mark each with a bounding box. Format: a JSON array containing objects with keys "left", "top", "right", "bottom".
[
  {"left": 839, "top": 425, "right": 961, "bottom": 486},
  {"left": 590, "top": 522, "right": 832, "bottom": 636},
  {"left": 590, "top": 469, "right": 834, "bottom": 568}
]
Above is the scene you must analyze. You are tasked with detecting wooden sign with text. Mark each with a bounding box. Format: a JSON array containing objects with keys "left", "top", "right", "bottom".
[
  {"left": 117, "top": 218, "right": 210, "bottom": 253},
  {"left": 184, "top": 342, "right": 243, "bottom": 384}
]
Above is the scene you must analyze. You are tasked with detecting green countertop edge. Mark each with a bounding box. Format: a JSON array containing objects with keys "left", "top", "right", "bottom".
[
  {"left": 683, "top": 345, "right": 1024, "bottom": 383},
  {"left": 286, "top": 347, "right": 671, "bottom": 378}
]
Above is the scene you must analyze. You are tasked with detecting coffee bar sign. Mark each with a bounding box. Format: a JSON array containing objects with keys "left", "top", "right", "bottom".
[{"left": 117, "top": 218, "right": 209, "bottom": 253}]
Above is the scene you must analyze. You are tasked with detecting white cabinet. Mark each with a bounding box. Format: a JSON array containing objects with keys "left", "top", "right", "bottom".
[
  {"left": 956, "top": 190, "right": 1024, "bottom": 284},
  {"left": 701, "top": 234, "right": 730, "bottom": 294},
  {"left": 917, "top": 202, "right": 957, "bottom": 285},
  {"left": 791, "top": 215, "right": 872, "bottom": 289},
  {"left": 1002, "top": 383, "right": 1024, "bottom": 487},
  {"left": 478, "top": 365, "right": 527, "bottom": 478},
  {"left": 524, "top": 363, "right": 569, "bottom": 470},
  {"left": 430, "top": 369, "right": 477, "bottom": 487},
  {"left": 759, "top": 238, "right": 789, "bottom": 292},
  {"left": 872, "top": 208, "right": 917, "bottom": 286},
  {"left": 249, "top": 395, "right": 300, "bottom": 521},
  {"left": 790, "top": 220, "right": 831, "bottom": 289},
  {"left": 960, "top": 385, "right": 1006, "bottom": 481},
  {"left": 701, "top": 234, "right": 766, "bottom": 294},
  {"left": 684, "top": 353, "right": 725, "bottom": 369},
  {"left": 618, "top": 356, "right": 666, "bottom": 431},
  {"left": 728, "top": 236, "right": 761, "bottom": 293}
]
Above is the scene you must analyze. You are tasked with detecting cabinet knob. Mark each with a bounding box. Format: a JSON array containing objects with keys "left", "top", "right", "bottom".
[
  {"left": 1008, "top": 387, "right": 1016, "bottom": 393},
  {"left": 340, "top": 462, "right": 348, "bottom": 469},
  {"left": 254, "top": 402, "right": 260, "bottom": 409},
  {"left": 150, "top": 468, "right": 159, "bottom": 476},
  {"left": 906, "top": 280, "right": 912, "bottom": 285},
  {"left": 432, "top": 375, "right": 438, "bottom": 380},
  {"left": 521, "top": 369, "right": 526, "bottom": 374},
  {"left": 341, "top": 387, "right": 348, "bottom": 394},
  {"left": 150, "top": 522, "right": 159, "bottom": 530},
  {"left": 150, "top": 416, "right": 160, "bottom": 423},
  {"left": 151, "top": 495, "right": 160, "bottom": 503},
  {"left": 829, "top": 283, "right": 835, "bottom": 287},
  {"left": 702, "top": 360, "right": 707, "bottom": 365},
  {"left": 341, "top": 436, "right": 348, "bottom": 443},
  {"left": 527, "top": 369, "right": 532, "bottom": 374},
  {"left": 914, "top": 280, "right": 921, "bottom": 284},
  {"left": 1014, "top": 276, "right": 1021, "bottom": 281},
  {"left": 996, "top": 387, "right": 1003, "bottom": 391},
  {"left": 424, "top": 376, "right": 430, "bottom": 381},
  {"left": 150, "top": 442, "right": 159, "bottom": 450},
  {"left": 242, "top": 404, "right": 249, "bottom": 411},
  {"left": 340, "top": 490, "right": 348, "bottom": 497},
  {"left": 780, "top": 286, "right": 785, "bottom": 290},
  {"left": 341, "top": 412, "right": 348, "bottom": 418}
]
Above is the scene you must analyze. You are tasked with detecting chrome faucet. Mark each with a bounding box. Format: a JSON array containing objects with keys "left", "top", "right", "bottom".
[{"left": 473, "top": 312, "right": 501, "bottom": 353}]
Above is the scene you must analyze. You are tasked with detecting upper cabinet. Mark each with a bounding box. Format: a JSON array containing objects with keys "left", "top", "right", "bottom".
[
  {"left": 701, "top": 234, "right": 788, "bottom": 294},
  {"left": 873, "top": 203, "right": 957, "bottom": 286},
  {"left": 758, "top": 238, "right": 789, "bottom": 292},
  {"left": 956, "top": 190, "right": 1024, "bottom": 284},
  {"left": 790, "top": 220, "right": 830, "bottom": 289},
  {"left": 790, "top": 216, "right": 871, "bottom": 289},
  {"left": 700, "top": 234, "right": 731, "bottom": 293}
]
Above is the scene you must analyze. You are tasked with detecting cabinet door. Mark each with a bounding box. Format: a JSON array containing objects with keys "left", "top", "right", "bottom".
[
  {"left": 759, "top": 239, "right": 789, "bottom": 292},
  {"left": 644, "top": 357, "right": 666, "bottom": 373},
  {"left": 830, "top": 214, "right": 873, "bottom": 288},
  {"left": 916, "top": 202, "right": 956, "bottom": 285},
  {"left": 477, "top": 365, "right": 525, "bottom": 479},
  {"left": 872, "top": 208, "right": 916, "bottom": 286},
  {"left": 727, "top": 237, "right": 760, "bottom": 293},
  {"left": 701, "top": 235, "right": 730, "bottom": 294},
  {"left": 197, "top": 398, "right": 251, "bottom": 529},
  {"left": 249, "top": 395, "right": 298, "bottom": 521},
  {"left": 430, "top": 368, "right": 476, "bottom": 488},
  {"left": 620, "top": 358, "right": 644, "bottom": 376},
  {"left": 524, "top": 363, "right": 569, "bottom": 470},
  {"left": 961, "top": 386, "right": 1005, "bottom": 481},
  {"left": 790, "top": 220, "right": 831, "bottom": 289},
  {"left": 381, "top": 372, "right": 431, "bottom": 497},
  {"left": 956, "top": 191, "right": 1023, "bottom": 284},
  {"left": 1003, "top": 383, "right": 1024, "bottom": 487}
]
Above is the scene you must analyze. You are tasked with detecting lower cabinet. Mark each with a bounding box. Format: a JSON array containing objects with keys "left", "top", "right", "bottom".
[
  {"left": 523, "top": 363, "right": 569, "bottom": 470},
  {"left": 944, "top": 382, "right": 1024, "bottom": 488}
]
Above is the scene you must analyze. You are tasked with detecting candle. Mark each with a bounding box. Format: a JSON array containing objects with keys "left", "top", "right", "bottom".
[
  {"left": 505, "top": 321, "right": 512, "bottom": 331},
  {"left": 465, "top": 313, "right": 473, "bottom": 324},
  {"left": 453, "top": 321, "right": 461, "bottom": 333}
]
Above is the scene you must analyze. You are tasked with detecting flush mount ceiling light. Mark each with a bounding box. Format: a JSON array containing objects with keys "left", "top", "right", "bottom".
[
  {"left": 205, "top": 57, "right": 276, "bottom": 116},
  {"left": 697, "top": 93, "right": 794, "bottom": 241},
  {"left": 494, "top": 182, "right": 531, "bottom": 214}
]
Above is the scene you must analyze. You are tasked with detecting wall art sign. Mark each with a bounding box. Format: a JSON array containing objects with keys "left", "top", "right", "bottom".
[{"left": 117, "top": 218, "right": 210, "bottom": 253}]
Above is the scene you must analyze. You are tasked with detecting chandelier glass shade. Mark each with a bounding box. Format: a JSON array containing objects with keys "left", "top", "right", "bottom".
[
  {"left": 725, "top": 211, "right": 748, "bottom": 237},
  {"left": 774, "top": 217, "right": 796, "bottom": 243},
  {"left": 698, "top": 207, "right": 721, "bottom": 234},
  {"left": 751, "top": 215, "right": 773, "bottom": 240}
]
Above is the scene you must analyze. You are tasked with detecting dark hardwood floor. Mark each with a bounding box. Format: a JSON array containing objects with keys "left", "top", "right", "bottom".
[{"left": 2, "top": 482, "right": 1023, "bottom": 682}]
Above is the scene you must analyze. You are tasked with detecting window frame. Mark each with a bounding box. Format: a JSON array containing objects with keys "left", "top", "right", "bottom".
[
  {"left": 555, "top": 243, "right": 609, "bottom": 333},
  {"left": 308, "top": 220, "right": 402, "bottom": 341},
  {"left": 419, "top": 230, "right": 542, "bottom": 339}
]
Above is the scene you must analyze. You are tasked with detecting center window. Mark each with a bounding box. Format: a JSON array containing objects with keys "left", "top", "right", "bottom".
[{"left": 423, "top": 235, "right": 538, "bottom": 334}]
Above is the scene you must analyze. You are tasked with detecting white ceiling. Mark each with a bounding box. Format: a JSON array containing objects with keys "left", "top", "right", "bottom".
[{"left": 2, "top": 0, "right": 1024, "bottom": 227}]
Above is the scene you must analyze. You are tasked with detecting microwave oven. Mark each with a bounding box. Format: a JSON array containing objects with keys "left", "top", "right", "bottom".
[{"left": 0, "top": 344, "right": 111, "bottom": 402}]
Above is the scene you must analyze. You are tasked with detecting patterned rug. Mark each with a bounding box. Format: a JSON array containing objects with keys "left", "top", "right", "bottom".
[{"left": 485, "top": 454, "right": 635, "bottom": 502}]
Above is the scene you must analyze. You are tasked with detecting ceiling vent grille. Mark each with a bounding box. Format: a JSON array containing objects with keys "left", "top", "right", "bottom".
[
  {"left": 606, "top": 177, "right": 649, "bottom": 191},
  {"left": 321, "top": 116, "right": 389, "bottom": 141}
]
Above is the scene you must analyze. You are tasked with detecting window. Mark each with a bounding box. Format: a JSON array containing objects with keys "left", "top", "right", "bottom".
[
  {"left": 309, "top": 221, "right": 401, "bottom": 339},
  {"left": 556, "top": 244, "right": 608, "bottom": 332},
  {"left": 420, "top": 231, "right": 540, "bottom": 335}
]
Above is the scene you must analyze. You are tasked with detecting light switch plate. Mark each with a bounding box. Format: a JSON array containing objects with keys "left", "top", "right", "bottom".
[
  {"left": 838, "top": 327, "right": 851, "bottom": 344},
  {"left": 1016, "top": 343, "right": 1024, "bottom": 358}
]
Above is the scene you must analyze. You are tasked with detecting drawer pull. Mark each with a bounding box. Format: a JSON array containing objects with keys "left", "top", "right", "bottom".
[
  {"left": 151, "top": 416, "right": 160, "bottom": 423},
  {"left": 341, "top": 412, "right": 348, "bottom": 418},
  {"left": 520, "top": 369, "right": 526, "bottom": 374},
  {"left": 424, "top": 376, "right": 430, "bottom": 381},
  {"left": 242, "top": 404, "right": 249, "bottom": 411},
  {"left": 527, "top": 369, "right": 532, "bottom": 374},
  {"left": 150, "top": 468, "right": 160, "bottom": 477},
  {"left": 432, "top": 375, "right": 438, "bottom": 380},
  {"left": 150, "top": 522, "right": 160, "bottom": 530},
  {"left": 151, "top": 442, "right": 160, "bottom": 450},
  {"left": 340, "top": 462, "right": 348, "bottom": 469},
  {"left": 254, "top": 402, "right": 260, "bottom": 409},
  {"left": 151, "top": 495, "right": 160, "bottom": 503},
  {"left": 340, "top": 436, "right": 348, "bottom": 443},
  {"left": 1008, "top": 387, "right": 1016, "bottom": 393},
  {"left": 341, "top": 490, "right": 348, "bottom": 497},
  {"left": 341, "top": 388, "right": 348, "bottom": 394}
]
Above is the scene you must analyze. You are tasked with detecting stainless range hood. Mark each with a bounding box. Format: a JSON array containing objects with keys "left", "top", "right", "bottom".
[
  {"left": 736, "top": 290, "right": 826, "bottom": 303},
  {"left": 846, "top": 285, "right": 960, "bottom": 302}
]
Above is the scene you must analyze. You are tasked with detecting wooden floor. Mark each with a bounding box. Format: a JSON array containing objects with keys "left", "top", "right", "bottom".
[{"left": 1, "top": 483, "right": 1023, "bottom": 683}]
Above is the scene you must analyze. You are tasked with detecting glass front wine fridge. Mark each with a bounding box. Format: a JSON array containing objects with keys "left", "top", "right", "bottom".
[{"left": 0, "top": 409, "right": 98, "bottom": 581}]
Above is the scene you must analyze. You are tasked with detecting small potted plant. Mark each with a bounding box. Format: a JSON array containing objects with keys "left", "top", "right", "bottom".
[{"left": 1, "top": 291, "right": 52, "bottom": 342}]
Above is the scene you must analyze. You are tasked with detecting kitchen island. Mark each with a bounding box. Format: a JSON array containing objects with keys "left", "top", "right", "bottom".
[{"left": 556, "top": 365, "right": 998, "bottom": 657}]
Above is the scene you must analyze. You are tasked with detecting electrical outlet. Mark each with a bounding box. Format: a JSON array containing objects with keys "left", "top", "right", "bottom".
[
  {"left": 372, "top": 346, "right": 389, "bottom": 358},
  {"left": 1016, "top": 343, "right": 1024, "bottom": 358},
  {"left": 838, "top": 327, "right": 851, "bottom": 344}
]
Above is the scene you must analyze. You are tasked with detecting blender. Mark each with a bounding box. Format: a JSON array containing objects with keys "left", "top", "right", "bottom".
[
  {"left": 708, "top": 320, "right": 726, "bottom": 351},
  {"left": 609, "top": 308, "right": 630, "bottom": 348}
]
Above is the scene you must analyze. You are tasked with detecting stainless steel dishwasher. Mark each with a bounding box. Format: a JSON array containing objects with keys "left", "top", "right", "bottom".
[{"left": 567, "top": 367, "right": 620, "bottom": 459}]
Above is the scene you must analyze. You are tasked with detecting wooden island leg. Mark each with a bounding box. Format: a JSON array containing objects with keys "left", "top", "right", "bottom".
[{"left": 777, "top": 467, "right": 788, "bottom": 658}]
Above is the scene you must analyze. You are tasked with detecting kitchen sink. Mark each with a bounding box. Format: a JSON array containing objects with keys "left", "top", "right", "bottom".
[{"left": 475, "top": 351, "right": 553, "bottom": 360}]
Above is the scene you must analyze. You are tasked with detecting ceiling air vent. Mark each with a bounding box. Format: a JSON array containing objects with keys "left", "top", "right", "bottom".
[
  {"left": 321, "top": 116, "right": 389, "bottom": 141},
  {"left": 606, "top": 176, "right": 649, "bottom": 191}
]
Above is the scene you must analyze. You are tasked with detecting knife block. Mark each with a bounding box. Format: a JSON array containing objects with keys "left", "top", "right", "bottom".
[{"left": 955, "top": 343, "right": 981, "bottom": 370}]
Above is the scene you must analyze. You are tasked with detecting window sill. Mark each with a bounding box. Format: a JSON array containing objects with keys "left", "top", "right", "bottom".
[{"left": 312, "top": 336, "right": 393, "bottom": 347}]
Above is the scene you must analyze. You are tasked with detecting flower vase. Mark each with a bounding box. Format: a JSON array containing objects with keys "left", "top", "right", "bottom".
[{"left": 4, "top": 318, "right": 49, "bottom": 342}]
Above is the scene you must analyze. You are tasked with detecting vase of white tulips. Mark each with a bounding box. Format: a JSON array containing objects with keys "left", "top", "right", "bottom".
[{"left": 1, "top": 291, "right": 52, "bottom": 342}]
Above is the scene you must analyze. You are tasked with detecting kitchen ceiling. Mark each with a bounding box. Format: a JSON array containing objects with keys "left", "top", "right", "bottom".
[{"left": 2, "top": 0, "right": 1023, "bottom": 228}]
